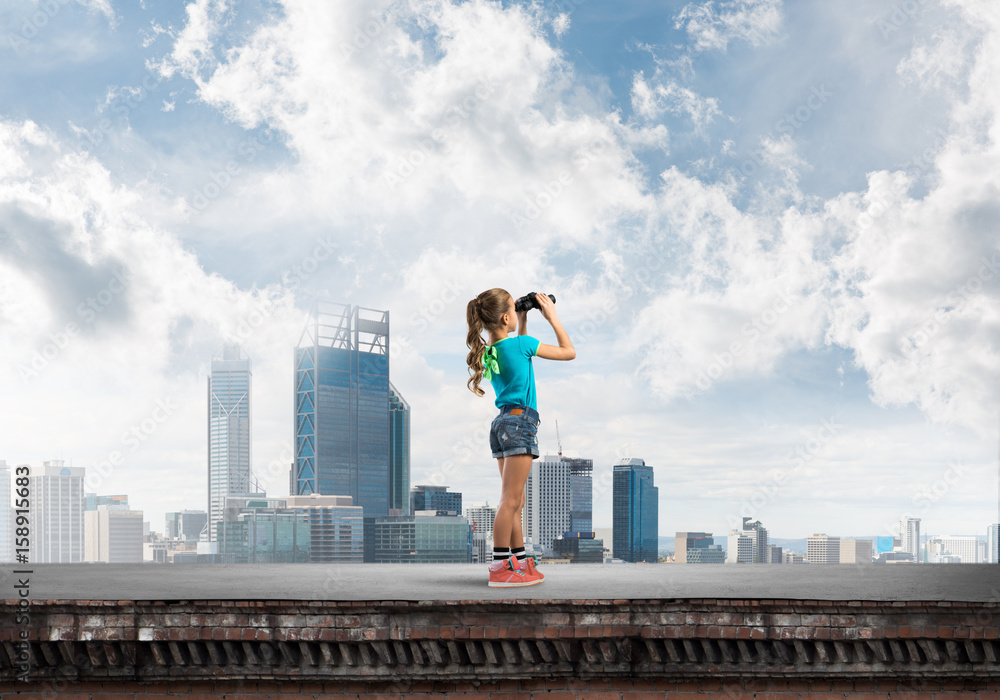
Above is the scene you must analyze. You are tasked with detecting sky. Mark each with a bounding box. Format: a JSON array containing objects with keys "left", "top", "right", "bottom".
[{"left": 1, "top": 0, "right": 998, "bottom": 543}]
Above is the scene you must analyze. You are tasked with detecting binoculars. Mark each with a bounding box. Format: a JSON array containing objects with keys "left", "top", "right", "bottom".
[{"left": 514, "top": 292, "right": 556, "bottom": 312}]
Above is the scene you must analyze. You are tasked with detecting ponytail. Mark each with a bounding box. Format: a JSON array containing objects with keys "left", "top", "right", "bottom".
[{"left": 466, "top": 288, "right": 510, "bottom": 396}]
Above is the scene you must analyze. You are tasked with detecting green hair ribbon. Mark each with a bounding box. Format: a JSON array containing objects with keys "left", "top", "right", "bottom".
[{"left": 482, "top": 345, "right": 500, "bottom": 380}]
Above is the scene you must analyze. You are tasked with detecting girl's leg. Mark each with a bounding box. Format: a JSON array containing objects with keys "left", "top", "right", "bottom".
[
  {"left": 498, "top": 457, "right": 526, "bottom": 550},
  {"left": 492, "top": 454, "right": 533, "bottom": 550}
]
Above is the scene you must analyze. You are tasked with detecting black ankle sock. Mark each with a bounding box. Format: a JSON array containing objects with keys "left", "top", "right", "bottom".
[
  {"left": 493, "top": 546, "right": 510, "bottom": 562},
  {"left": 511, "top": 546, "right": 526, "bottom": 561}
]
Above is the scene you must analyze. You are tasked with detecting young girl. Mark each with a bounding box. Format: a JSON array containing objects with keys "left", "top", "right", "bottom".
[{"left": 465, "top": 288, "right": 575, "bottom": 587}]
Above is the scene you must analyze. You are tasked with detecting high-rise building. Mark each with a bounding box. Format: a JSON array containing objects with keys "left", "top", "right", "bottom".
[
  {"left": 0, "top": 461, "right": 12, "bottom": 563},
  {"left": 900, "top": 516, "right": 921, "bottom": 563},
  {"left": 165, "top": 510, "right": 209, "bottom": 541},
  {"left": 612, "top": 458, "right": 658, "bottom": 563},
  {"left": 806, "top": 534, "right": 841, "bottom": 564},
  {"left": 364, "top": 513, "right": 472, "bottom": 563},
  {"left": 675, "top": 531, "right": 725, "bottom": 564},
  {"left": 726, "top": 530, "right": 753, "bottom": 563},
  {"left": 741, "top": 517, "right": 769, "bottom": 563},
  {"left": 988, "top": 525, "right": 1000, "bottom": 564},
  {"left": 208, "top": 344, "right": 262, "bottom": 541},
  {"left": 840, "top": 538, "right": 873, "bottom": 564},
  {"left": 927, "top": 535, "right": 980, "bottom": 563},
  {"left": 29, "top": 461, "right": 85, "bottom": 563},
  {"left": 286, "top": 494, "right": 365, "bottom": 562},
  {"left": 568, "top": 458, "right": 593, "bottom": 533},
  {"left": 524, "top": 455, "right": 571, "bottom": 555},
  {"left": 389, "top": 383, "right": 411, "bottom": 515},
  {"left": 410, "top": 484, "right": 461, "bottom": 515},
  {"left": 84, "top": 509, "right": 143, "bottom": 562},
  {"left": 293, "top": 303, "right": 394, "bottom": 519},
  {"left": 552, "top": 531, "right": 604, "bottom": 562},
  {"left": 767, "top": 544, "right": 783, "bottom": 564},
  {"left": 465, "top": 501, "right": 496, "bottom": 564}
]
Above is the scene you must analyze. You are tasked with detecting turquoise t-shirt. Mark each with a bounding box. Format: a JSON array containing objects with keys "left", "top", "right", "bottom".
[{"left": 487, "top": 335, "right": 541, "bottom": 410}]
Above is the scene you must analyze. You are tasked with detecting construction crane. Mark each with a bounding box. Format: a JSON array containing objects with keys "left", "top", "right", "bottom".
[{"left": 555, "top": 419, "right": 563, "bottom": 456}]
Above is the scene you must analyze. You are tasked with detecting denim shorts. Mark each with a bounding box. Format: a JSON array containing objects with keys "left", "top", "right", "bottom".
[{"left": 489, "top": 405, "right": 540, "bottom": 459}]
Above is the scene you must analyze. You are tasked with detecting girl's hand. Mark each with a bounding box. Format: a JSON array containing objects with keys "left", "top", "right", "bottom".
[{"left": 535, "top": 293, "right": 557, "bottom": 321}]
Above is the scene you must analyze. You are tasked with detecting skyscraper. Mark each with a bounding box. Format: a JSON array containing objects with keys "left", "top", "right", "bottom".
[
  {"left": 988, "top": 524, "right": 999, "bottom": 564},
  {"left": 612, "top": 457, "right": 658, "bottom": 563},
  {"left": 208, "top": 344, "right": 261, "bottom": 541},
  {"left": 293, "top": 303, "right": 395, "bottom": 518},
  {"left": 900, "top": 516, "right": 921, "bottom": 563},
  {"left": 523, "top": 455, "right": 571, "bottom": 555},
  {"left": 389, "top": 383, "right": 410, "bottom": 514},
  {"left": 741, "top": 516, "right": 769, "bottom": 563},
  {"left": 29, "top": 461, "right": 85, "bottom": 563},
  {"left": 569, "top": 458, "right": 593, "bottom": 533}
]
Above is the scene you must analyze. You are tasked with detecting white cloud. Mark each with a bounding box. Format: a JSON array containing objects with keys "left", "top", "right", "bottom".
[
  {"left": 631, "top": 69, "right": 724, "bottom": 129},
  {"left": 675, "top": 0, "right": 784, "bottom": 53}
]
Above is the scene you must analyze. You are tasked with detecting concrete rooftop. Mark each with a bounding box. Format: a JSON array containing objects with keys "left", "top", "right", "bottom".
[{"left": 3, "top": 562, "right": 999, "bottom": 602}]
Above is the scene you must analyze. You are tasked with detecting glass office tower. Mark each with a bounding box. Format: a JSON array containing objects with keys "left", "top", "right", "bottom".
[
  {"left": 293, "top": 303, "right": 394, "bottom": 518},
  {"left": 612, "top": 458, "right": 659, "bottom": 562},
  {"left": 208, "top": 344, "right": 262, "bottom": 541},
  {"left": 389, "top": 382, "right": 411, "bottom": 514}
]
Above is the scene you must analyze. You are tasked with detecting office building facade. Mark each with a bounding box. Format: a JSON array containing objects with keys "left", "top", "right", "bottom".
[
  {"left": 726, "top": 531, "right": 754, "bottom": 563},
  {"left": 286, "top": 494, "right": 365, "bottom": 562},
  {"left": 29, "top": 461, "right": 85, "bottom": 563},
  {"left": 389, "top": 383, "right": 411, "bottom": 515},
  {"left": 364, "top": 513, "right": 472, "bottom": 563},
  {"left": 410, "top": 484, "right": 461, "bottom": 515},
  {"left": 165, "top": 510, "right": 209, "bottom": 541},
  {"left": 293, "top": 303, "right": 394, "bottom": 518},
  {"left": 807, "top": 534, "right": 841, "bottom": 564},
  {"left": 568, "top": 458, "right": 593, "bottom": 533},
  {"left": 208, "top": 344, "right": 261, "bottom": 541},
  {"left": 900, "top": 516, "right": 921, "bottom": 562},
  {"left": 524, "top": 455, "right": 571, "bottom": 555},
  {"left": 84, "top": 509, "right": 143, "bottom": 562},
  {"left": 675, "top": 531, "right": 726, "bottom": 564},
  {"left": 612, "top": 458, "right": 658, "bottom": 563},
  {"left": 840, "top": 538, "right": 873, "bottom": 564}
]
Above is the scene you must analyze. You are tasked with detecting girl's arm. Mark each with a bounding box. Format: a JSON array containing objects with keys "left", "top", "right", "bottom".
[{"left": 533, "top": 293, "right": 575, "bottom": 361}]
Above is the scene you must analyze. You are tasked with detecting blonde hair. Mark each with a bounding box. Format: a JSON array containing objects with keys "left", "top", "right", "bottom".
[{"left": 465, "top": 288, "right": 511, "bottom": 396}]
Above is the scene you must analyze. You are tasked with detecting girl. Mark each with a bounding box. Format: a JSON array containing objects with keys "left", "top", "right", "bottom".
[{"left": 465, "top": 288, "right": 575, "bottom": 587}]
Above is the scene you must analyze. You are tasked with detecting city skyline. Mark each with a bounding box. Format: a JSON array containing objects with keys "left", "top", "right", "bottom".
[{"left": 1, "top": 0, "right": 999, "bottom": 540}]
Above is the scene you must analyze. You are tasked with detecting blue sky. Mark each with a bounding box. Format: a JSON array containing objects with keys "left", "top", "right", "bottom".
[{"left": 1, "top": 0, "right": 998, "bottom": 545}]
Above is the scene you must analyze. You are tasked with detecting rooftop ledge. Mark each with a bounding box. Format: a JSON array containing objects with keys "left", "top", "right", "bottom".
[{"left": 3, "top": 563, "right": 1000, "bottom": 692}]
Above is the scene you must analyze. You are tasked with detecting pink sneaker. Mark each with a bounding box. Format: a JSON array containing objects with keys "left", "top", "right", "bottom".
[{"left": 488, "top": 555, "right": 541, "bottom": 587}]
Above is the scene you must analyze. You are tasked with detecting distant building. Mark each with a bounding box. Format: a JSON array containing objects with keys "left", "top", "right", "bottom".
[
  {"left": 900, "top": 516, "right": 921, "bottom": 563},
  {"left": 523, "top": 455, "right": 572, "bottom": 556},
  {"left": 552, "top": 531, "right": 604, "bottom": 563},
  {"left": 29, "top": 461, "right": 85, "bottom": 563},
  {"left": 364, "top": 513, "right": 472, "bottom": 563},
  {"left": 839, "top": 538, "right": 873, "bottom": 564},
  {"left": 726, "top": 531, "right": 753, "bottom": 563},
  {"left": 219, "top": 508, "right": 310, "bottom": 564},
  {"left": 612, "top": 458, "right": 658, "bottom": 563},
  {"left": 85, "top": 509, "right": 143, "bottom": 562},
  {"left": 85, "top": 494, "right": 129, "bottom": 511},
  {"left": 410, "top": 484, "right": 461, "bottom": 516},
  {"left": 741, "top": 517, "right": 769, "bottom": 563},
  {"left": 783, "top": 551, "right": 805, "bottom": 564},
  {"left": 675, "top": 531, "right": 725, "bottom": 564},
  {"left": 806, "top": 534, "right": 840, "bottom": 564},
  {"left": 389, "top": 384, "right": 411, "bottom": 515},
  {"left": 292, "top": 303, "right": 394, "bottom": 519},
  {"left": 466, "top": 501, "right": 497, "bottom": 564},
  {"left": 568, "top": 458, "right": 593, "bottom": 533},
  {"left": 988, "top": 525, "right": 1000, "bottom": 564},
  {"left": 286, "top": 494, "right": 364, "bottom": 562},
  {"left": 767, "top": 544, "right": 783, "bottom": 564},
  {"left": 208, "top": 344, "right": 263, "bottom": 541},
  {"left": 927, "top": 535, "right": 981, "bottom": 563},
  {"left": 165, "top": 510, "right": 209, "bottom": 541}
]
